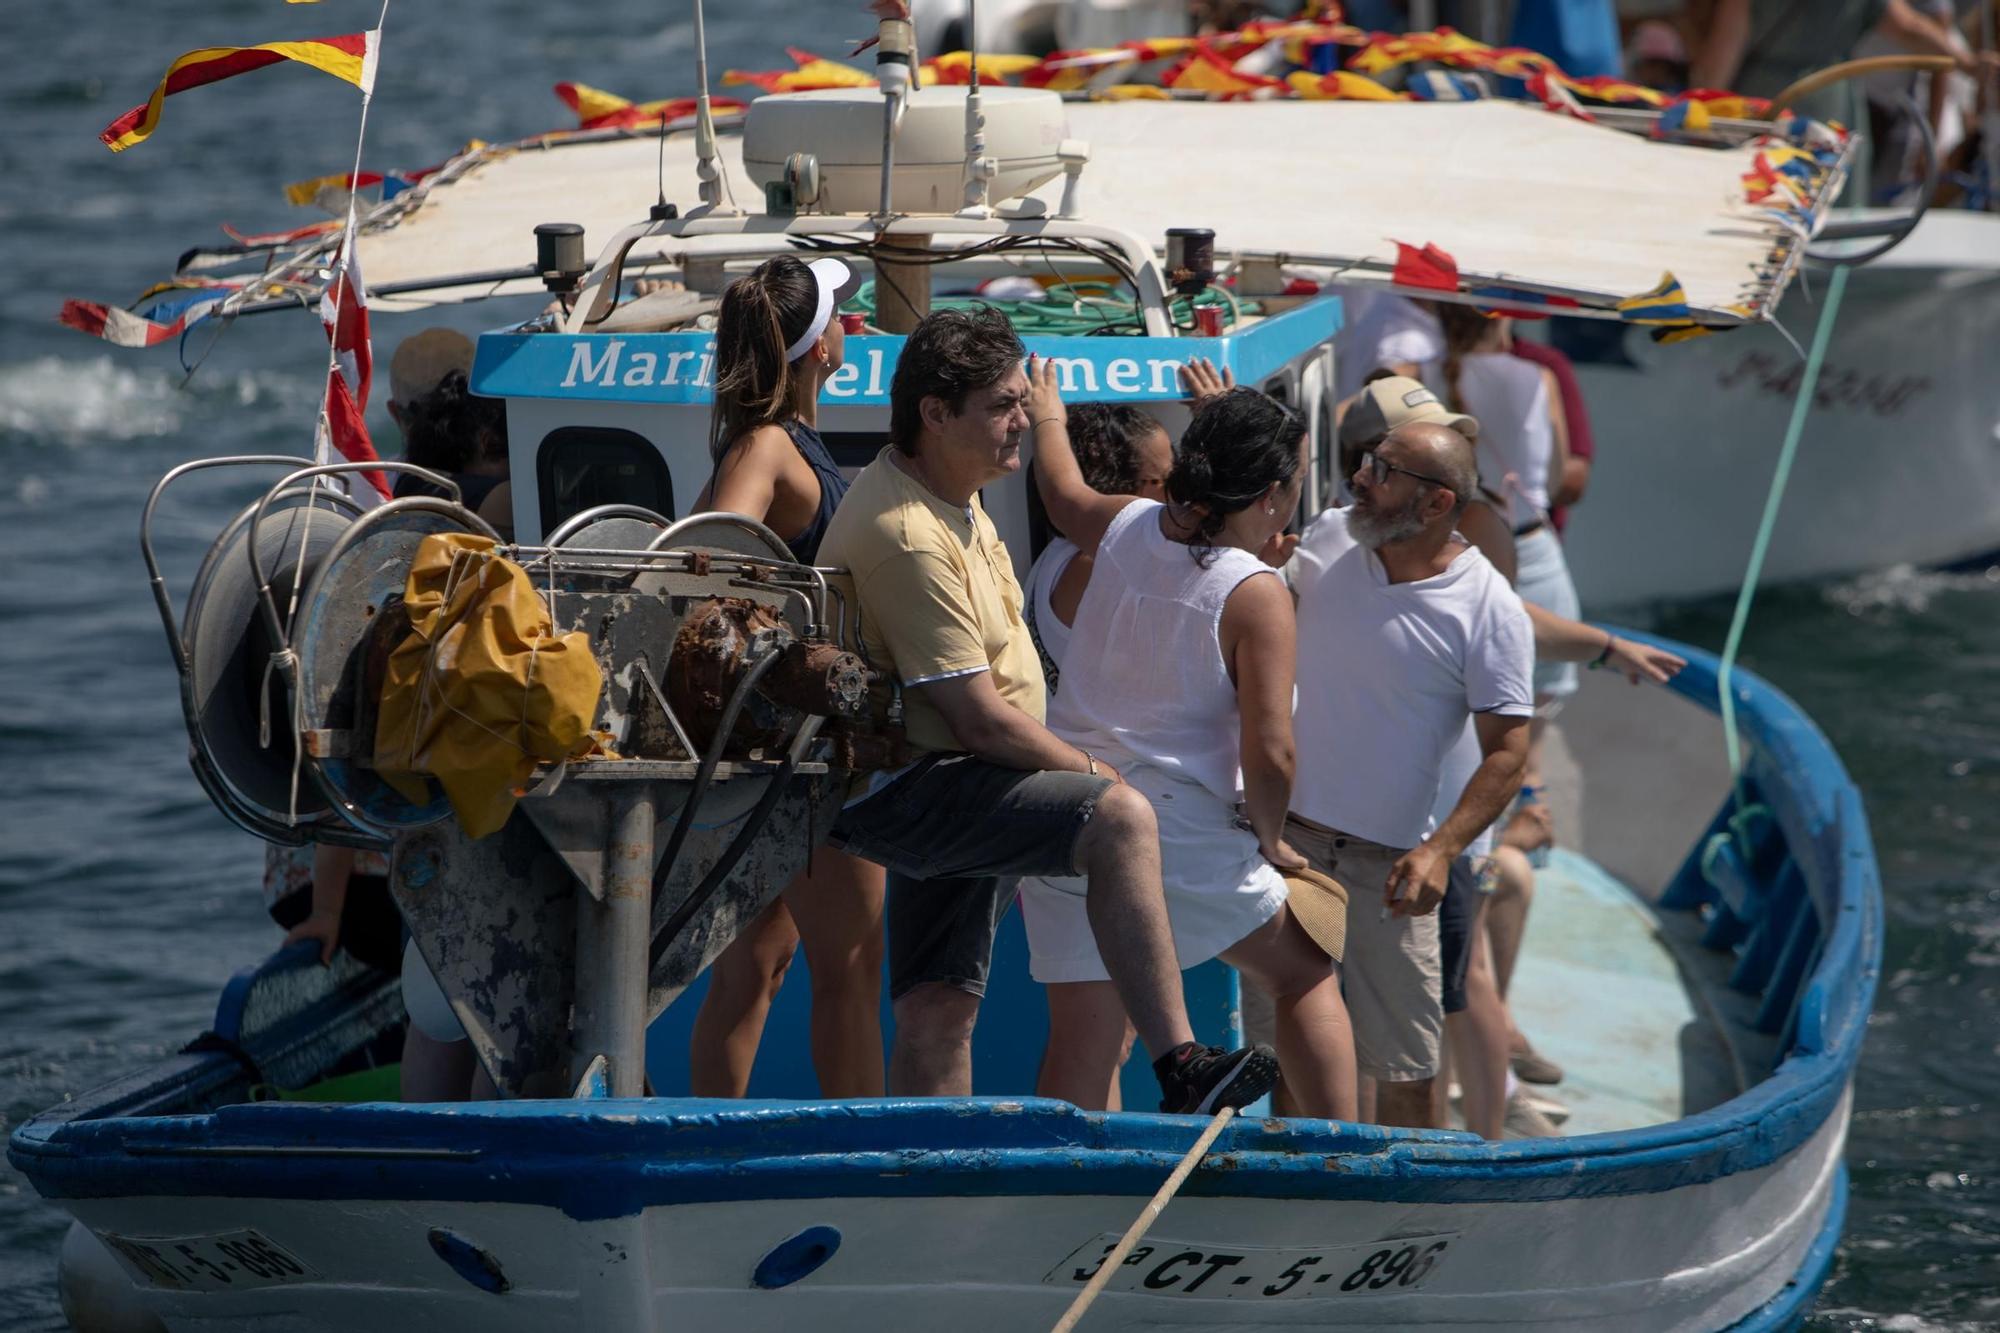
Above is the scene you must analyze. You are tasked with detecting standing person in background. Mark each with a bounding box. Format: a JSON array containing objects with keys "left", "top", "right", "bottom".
[
  {"left": 687, "top": 255, "right": 887, "bottom": 1101},
  {"left": 394, "top": 370, "right": 516, "bottom": 539},
  {"left": 1022, "top": 373, "right": 1356, "bottom": 1121},
  {"left": 385, "top": 327, "right": 474, "bottom": 443},
  {"left": 1431, "top": 305, "right": 1577, "bottom": 854},
  {"left": 1687, "top": 0, "right": 1996, "bottom": 118},
  {"left": 1509, "top": 336, "right": 1592, "bottom": 536}
]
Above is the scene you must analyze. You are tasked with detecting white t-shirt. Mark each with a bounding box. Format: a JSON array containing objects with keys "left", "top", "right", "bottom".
[
  {"left": 1288, "top": 507, "right": 1535, "bottom": 848},
  {"left": 1335, "top": 293, "right": 1444, "bottom": 401}
]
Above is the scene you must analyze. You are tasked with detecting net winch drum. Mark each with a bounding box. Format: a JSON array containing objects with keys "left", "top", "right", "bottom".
[
  {"left": 180, "top": 487, "right": 356, "bottom": 836},
  {"left": 291, "top": 494, "right": 501, "bottom": 832}
]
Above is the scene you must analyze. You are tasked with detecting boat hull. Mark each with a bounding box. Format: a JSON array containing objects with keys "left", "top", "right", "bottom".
[
  {"left": 45, "top": 1085, "right": 1847, "bottom": 1332},
  {"left": 1560, "top": 212, "right": 2000, "bottom": 609}
]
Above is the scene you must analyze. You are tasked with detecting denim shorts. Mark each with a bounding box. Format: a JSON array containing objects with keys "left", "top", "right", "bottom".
[{"left": 829, "top": 753, "right": 1112, "bottom": 1001}]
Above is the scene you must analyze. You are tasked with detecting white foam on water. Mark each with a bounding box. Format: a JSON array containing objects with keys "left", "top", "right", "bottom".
[
  {"left": 0, "top": 355, "right": 318, "bottom": 447},
  {"left": 0, "top": 355, "right": 185, "bottom": 444},
  {"left": 1823, "top": 563, "right": 2000, "bottom": 617}
]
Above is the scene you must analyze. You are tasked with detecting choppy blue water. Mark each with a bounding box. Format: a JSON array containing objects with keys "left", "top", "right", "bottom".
[{"left": 1, "top": 4, "right": 1995, "bottom": 1328}]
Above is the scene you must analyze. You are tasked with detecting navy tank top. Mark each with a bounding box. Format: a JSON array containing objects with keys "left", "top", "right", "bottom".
[{"left": 777, "top": 418, "right": 848, "bottom": 565}]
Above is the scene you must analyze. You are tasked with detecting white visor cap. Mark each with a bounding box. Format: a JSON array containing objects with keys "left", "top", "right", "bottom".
[{"left": 784, "top": 257, "right": 855, "bottom": 362}]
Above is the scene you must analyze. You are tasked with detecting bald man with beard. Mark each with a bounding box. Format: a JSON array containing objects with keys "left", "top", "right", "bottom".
[{"left": 1284, "top": 422, "right": 1534, "bottom": 1129}]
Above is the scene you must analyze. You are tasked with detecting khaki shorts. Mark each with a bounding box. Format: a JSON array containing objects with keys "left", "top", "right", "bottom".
[{"left": 1283, "top": 814, "right": 1442, "bottom": 1083}]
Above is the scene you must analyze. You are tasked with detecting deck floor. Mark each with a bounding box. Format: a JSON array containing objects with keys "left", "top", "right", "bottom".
[{"left": 1507, "top": 850, "right": 1741, "bottom": 1135}]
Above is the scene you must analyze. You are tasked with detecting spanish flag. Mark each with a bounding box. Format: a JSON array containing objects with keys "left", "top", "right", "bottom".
[{"left": 101, "top": 32, "right": 377, "bottom": 152}]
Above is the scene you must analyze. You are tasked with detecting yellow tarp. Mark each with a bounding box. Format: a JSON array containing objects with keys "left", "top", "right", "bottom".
[{"left": 376, "top": 533, "right": 602, "bottom": 838}]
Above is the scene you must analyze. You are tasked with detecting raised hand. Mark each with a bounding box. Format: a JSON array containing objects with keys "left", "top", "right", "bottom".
[{"left": 1179, "top": 356, "right": 1235, "bottom": 404}]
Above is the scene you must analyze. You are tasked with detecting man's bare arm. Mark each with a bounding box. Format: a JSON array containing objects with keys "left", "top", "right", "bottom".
[
  {"left": 917, "top": 670, "right": 1115, "bottom": 779},
  {"left": 1432, "top": 712, "right": 1530, "bottom": 859}
]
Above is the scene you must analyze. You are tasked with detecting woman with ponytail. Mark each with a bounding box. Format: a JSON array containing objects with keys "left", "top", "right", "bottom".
[
  {"left": 1017, "top": 364, "right": 1357, "bottom": 1120},
  {"left": 687, "top": 255, "right": 886, "bottom": 1100}
]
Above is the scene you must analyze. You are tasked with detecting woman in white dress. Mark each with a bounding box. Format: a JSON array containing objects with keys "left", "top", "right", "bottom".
[{"left": 1022, "top": 360, "right": 1356, "bottom": 1120}]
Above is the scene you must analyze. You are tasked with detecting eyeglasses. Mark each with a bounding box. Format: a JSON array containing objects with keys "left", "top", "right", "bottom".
[{"left": 1358, "top": 449, "right": 1452, "bottom": 491}]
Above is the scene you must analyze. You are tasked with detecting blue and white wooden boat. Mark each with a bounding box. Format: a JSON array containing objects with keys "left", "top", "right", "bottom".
[{"left": 12, "top": 61, "right": 1883, "bottom": 1332}]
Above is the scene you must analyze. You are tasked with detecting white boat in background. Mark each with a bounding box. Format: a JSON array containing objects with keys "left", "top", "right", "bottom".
[
  {"left": 13, "top": 28, "right": 1892, "bottom": 1331},
  {"left": 1559, "top": 207, "right": 2000, "bottom": 609}
]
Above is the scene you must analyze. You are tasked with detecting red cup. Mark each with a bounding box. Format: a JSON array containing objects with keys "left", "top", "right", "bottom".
[
  {"left": 839, "top": 312, "right": 866, "bottom": 335},
  {"left": 1194, "top": 305, "right": 1223, "bottom": 337}
]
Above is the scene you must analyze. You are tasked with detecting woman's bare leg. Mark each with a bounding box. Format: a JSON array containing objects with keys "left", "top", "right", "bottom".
[
  {"left": 783, "top": 849, "right": 887, "bottom": 1098},
  {"left": 1038, "top": 981, "right": 1131, "bottom": 1110},
  {"left": 689, "top": 898, "right": 801, "bottom": 1097},
  {"left": 1222, "top": 906, "right": 1356, "bottom": 1121}
]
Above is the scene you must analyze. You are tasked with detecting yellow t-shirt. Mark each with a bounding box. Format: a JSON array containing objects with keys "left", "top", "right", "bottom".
[{"left": 819, "top": 447, "right": 1047, "bottom": 754}]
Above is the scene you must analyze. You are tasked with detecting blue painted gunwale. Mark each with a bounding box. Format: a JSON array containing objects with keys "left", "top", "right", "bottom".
[
  {"left": 8, "top": 633, "right": 1878, "bottom": 1235},
  {"left": 468, "top": 297, "right": 1343, "bottom": 407}
]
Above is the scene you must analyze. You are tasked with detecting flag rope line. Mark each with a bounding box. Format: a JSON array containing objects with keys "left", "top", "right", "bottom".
[
  {"left": 283, "top": 0, "right": 391, "bottom": 826},
  {"left": 1717, "top": 262, "right": 1849, "bottom": 812}
]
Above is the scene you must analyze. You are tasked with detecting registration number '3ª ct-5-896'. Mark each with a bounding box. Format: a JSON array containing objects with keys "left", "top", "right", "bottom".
[{"left": 1045, "top": 1232, "right": 1456, "bottom": 1300}]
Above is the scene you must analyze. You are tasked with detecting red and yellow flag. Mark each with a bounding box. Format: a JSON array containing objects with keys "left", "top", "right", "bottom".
[{"left": 101, "top": 32, "right": 378, "bottom": 152}]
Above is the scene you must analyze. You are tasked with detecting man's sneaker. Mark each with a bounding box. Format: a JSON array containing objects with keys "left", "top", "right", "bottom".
[
  {"left": 1502, "top": 1091, "right": 1561, "bottom": 1140},
  {"left": 1510, "top": 1044, "right": 1564, "bottom": 1086},
  {"left": 1156, "top": 1043, "right": 1280, "bottom": 1115}
]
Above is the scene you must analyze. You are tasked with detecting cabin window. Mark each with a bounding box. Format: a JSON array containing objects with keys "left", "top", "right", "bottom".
[{"left": 536, "top": 427, "right": 675, "bottom": 533}]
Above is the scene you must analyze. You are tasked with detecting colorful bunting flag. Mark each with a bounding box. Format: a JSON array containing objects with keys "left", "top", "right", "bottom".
[
  {"left": 1652, "top": 99, "right": 1712, "bottom": 137},
  {"left": 100, "top": 33, "right": 378, "bottom": 152},
  {"left": 722, "top": 48, "right": 874, "bottom": 94},
  {"left": 58, "top": 290, "right": 229, "bottom": 348},
  {"left": 1285, "top": 69, "right": 1401, "bottom": 100},
  {"left": 552, "top": 83, "right": 741, "bottom": 131},
  {"left": 1408, "top": 70, "right": 1489, "bottom": 101},
  {"left": 1390, "top": 241, "right": 1460, "bottom": 292},
  {"left": 1615, "top": 272, "right": 1695, "bottom": 324},
  {"left": 1165, "top": 46, "right": 1283, "bottom": 97}
]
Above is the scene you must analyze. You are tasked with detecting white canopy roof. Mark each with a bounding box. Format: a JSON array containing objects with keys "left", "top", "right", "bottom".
[{"left": 337, "top": 97, "right": 1837, "bottom": 320}]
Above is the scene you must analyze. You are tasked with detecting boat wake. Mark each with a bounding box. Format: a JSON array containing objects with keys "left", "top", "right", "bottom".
[
  {"left": 1822, "top": 563, "right": 2000, "bottom": 617},
  {"left": 0, "top": 356, "right": 315, "bottom": 448}
]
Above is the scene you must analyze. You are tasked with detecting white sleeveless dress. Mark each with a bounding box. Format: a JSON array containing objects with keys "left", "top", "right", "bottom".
[{"left": 1019, "top": 500, "right": 1290, "bottom": 984}]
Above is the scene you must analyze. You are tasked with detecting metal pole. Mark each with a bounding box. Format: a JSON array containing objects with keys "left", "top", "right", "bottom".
[{"left": 573, "top": 784, "right": 655, "bottom": 1097}]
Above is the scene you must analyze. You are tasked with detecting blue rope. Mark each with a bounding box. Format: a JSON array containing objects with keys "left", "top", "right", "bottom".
[{"left": 1717, "top": 263, "right": 1851, "bottom": 806}]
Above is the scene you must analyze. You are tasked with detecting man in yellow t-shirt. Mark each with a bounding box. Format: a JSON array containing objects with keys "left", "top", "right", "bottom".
[{"left": 820, "top": 307, "right": 1276, "bottom": 1113}]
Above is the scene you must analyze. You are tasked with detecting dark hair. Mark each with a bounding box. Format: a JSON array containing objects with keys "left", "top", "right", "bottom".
[
  {"left": 1168, "top": 386, "right": 1302, "bottom": 566},
  {"left": 710, "top": 256, "right": 820, "bottom": 461},
  {"left": 1436, "top": 302, "right": 1501, "bottom": 416},
  {"left": 1067, "top": 403, "right": 1164, "bottom": 495},
  {"left": 887, "top": 306, "right": 1024, "bottom": 456},
  {"left": 402, "top": 370, "right": 506, "bottom": 474}
]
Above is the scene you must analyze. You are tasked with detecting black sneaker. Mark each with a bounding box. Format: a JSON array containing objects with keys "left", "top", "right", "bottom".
[{"left": 1156, "top": 1043, "right": 1280, "bottom": 1115}]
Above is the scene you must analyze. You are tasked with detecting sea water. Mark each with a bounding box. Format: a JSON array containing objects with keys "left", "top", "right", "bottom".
[{"left": 2, "top": 3, "right": 1996, "bottom": 1327}]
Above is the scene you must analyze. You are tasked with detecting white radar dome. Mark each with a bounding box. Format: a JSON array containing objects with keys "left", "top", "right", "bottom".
[{"left": 743, "top": 86, "right": 1070, "bottom": 215}]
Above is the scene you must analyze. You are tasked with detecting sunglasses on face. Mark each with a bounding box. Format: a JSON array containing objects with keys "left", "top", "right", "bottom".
[{"left": 1358, "top": 449, "right": 1452, "bottom": 491}]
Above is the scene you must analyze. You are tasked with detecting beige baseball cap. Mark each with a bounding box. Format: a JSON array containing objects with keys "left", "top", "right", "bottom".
[
  {"left": 388, "top": 327, "right": 476, "bottom": 407},
  {"left": 1283, "top": 866, "right": 1349, "bottom": 964},
  {"left": 1339, "top": 375, "right": 1479, "bottom": 448}
]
